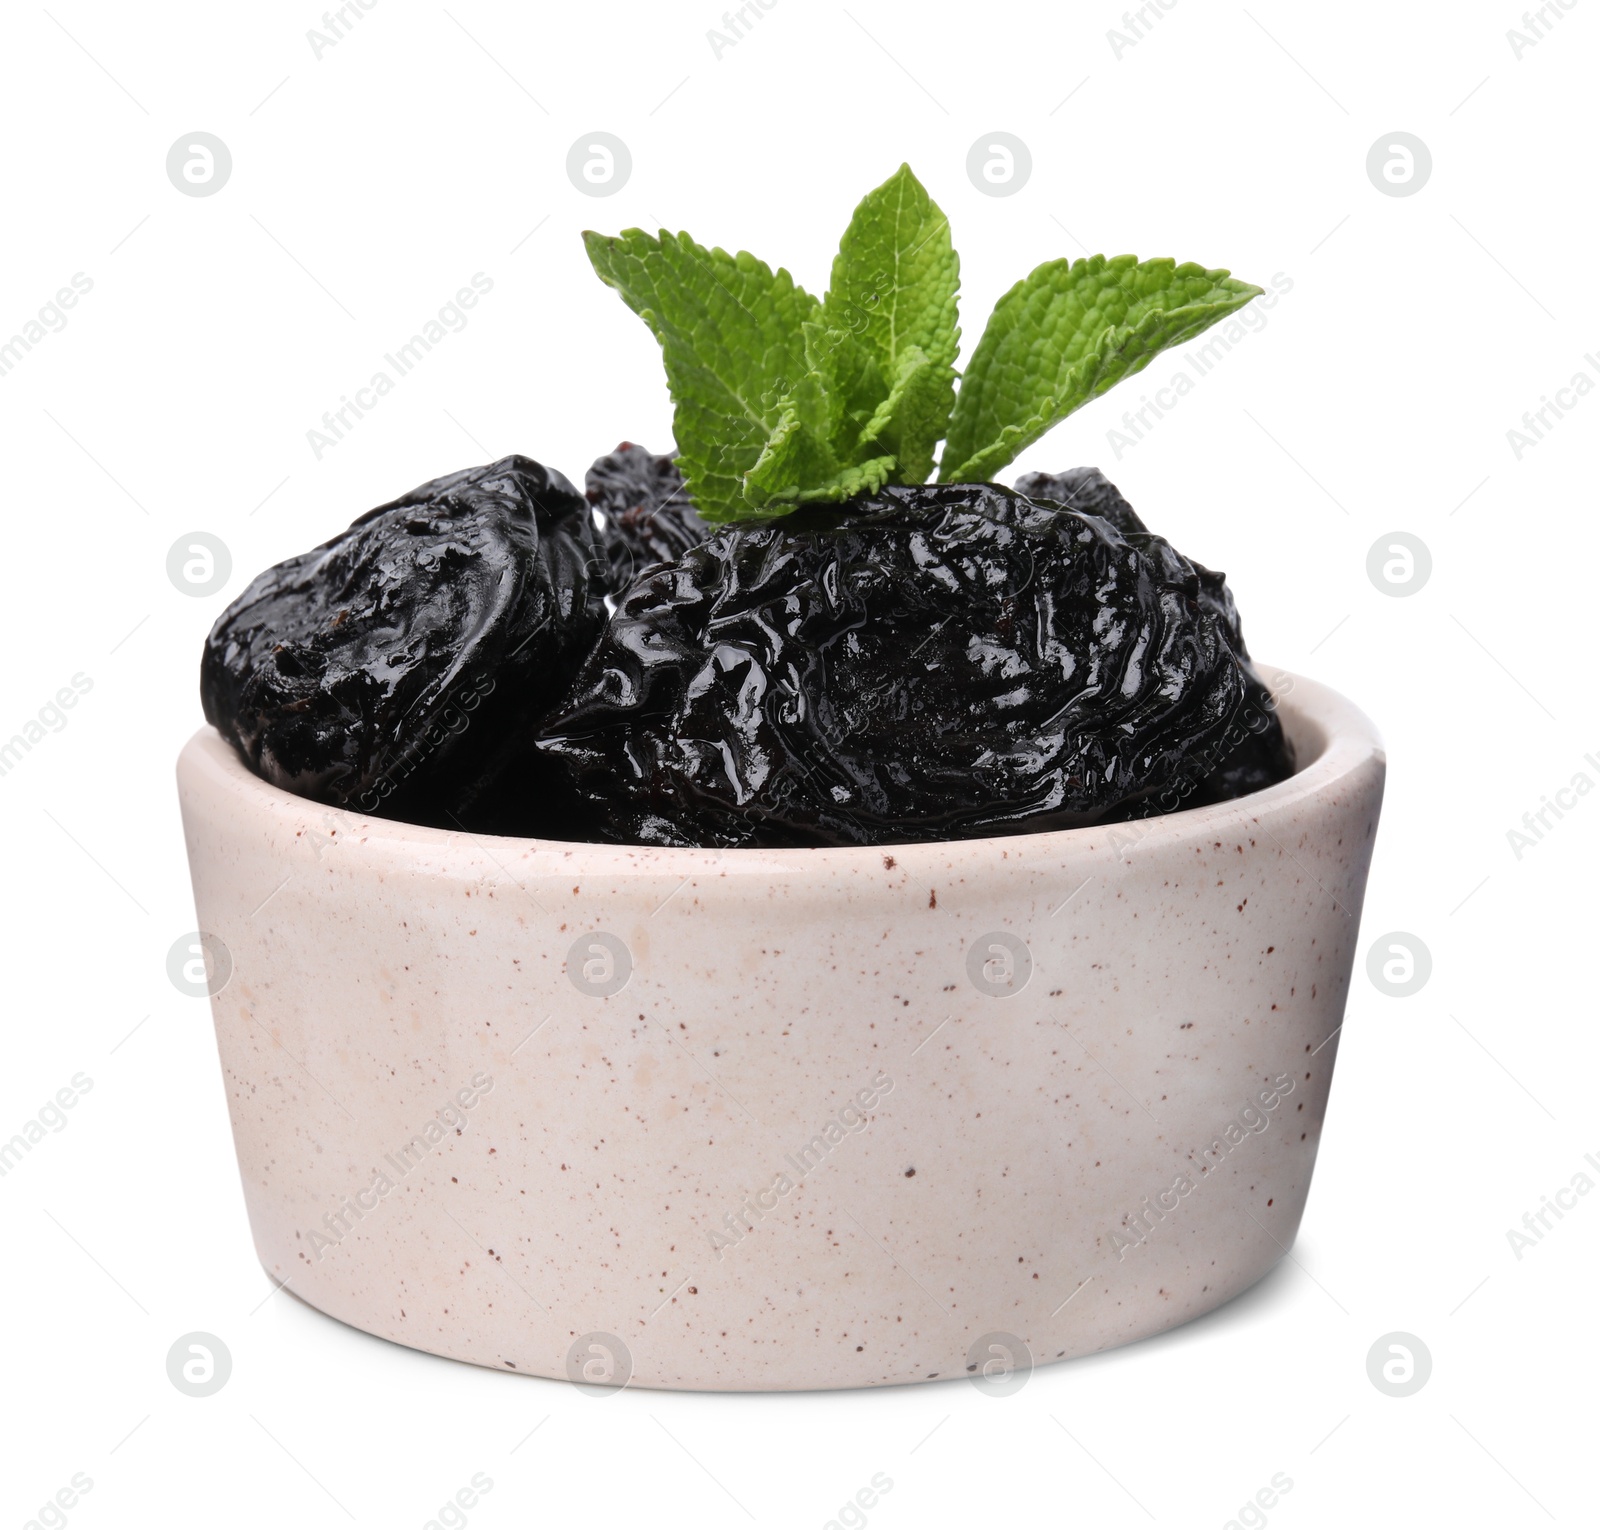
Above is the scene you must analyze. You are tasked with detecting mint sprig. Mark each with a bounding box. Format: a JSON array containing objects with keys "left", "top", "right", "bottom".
[{"left": 584, "top": 166, "right": 1262, "bottom": 522}]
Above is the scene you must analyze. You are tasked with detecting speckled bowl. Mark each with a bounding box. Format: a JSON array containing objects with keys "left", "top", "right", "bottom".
[{"left": 176, "top": 668, "right": 1382, "bottom": 1391}]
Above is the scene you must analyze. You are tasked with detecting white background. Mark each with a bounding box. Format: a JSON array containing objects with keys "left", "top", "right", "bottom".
[{"left": 2, "top": 2, "right": 1596, "bottom": 1526}]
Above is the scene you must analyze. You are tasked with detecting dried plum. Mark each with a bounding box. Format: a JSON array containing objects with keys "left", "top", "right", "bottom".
[
  {"left": 586, "top": 442, "right": 708, "bottom": 594},
  {"left": 1016, "top": 467, "right": 1294, "bottom": 809},
  {"left": 1014, "top": 466, "right": 1145, "bottom": 537},
  {"left": 202, "top": 455, "right": 606, "bottom": 826},
  {"left": 536, "top": 480, "right": 1288, "bottom": 849},
  {"left": 1172, "top": 572, "right": 1295, "bottom": 811}
]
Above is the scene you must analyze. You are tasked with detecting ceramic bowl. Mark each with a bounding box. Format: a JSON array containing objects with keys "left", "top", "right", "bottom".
[{"left": 176, "top": 668, "right": 1383, "bottom": 1391}]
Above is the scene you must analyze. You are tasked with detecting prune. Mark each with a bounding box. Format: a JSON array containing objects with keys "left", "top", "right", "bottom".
[
  {"left": 1172, "top": 578, "right": 1295, "bottom": 810},
  {"left": 1016, "top": 467, "right": 1295, "bottom": 809},
  {"left": 202, "top": 455, "right": 607, "bottom": 826},
  {"left": 536, "top": 480, "right": 1288, "bottom": 849},
  {"left": 586, "top": 442, "right": 708, "bottom": 593},
  {"left": 1014, "top": 466, "right": 1145, "bottom": 537}
]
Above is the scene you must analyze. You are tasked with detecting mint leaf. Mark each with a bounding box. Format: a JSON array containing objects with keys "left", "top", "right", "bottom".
[
  {"left": 795, "top": 452, "right": 898, "bottom": 506},
  {"left": 744, "top": 399, "right": 838, "bottom": 507},
  {"left": 940, "top": 255, "right": 1262, "bottom": 483},
  {"left": 744, "top": 380, "right": 897, "bottom": 510},
  {"left": 822, "top": 163, "right": 959, "bottom": 476},
  {"left": 856, "top": 346, "right": 956, "bottom": 485},
  {"left": 801, "top": 321, "right": 883, "bottom": 452},
  {"left": 584, "top": 229, "right": 820, "bottom": 521}
]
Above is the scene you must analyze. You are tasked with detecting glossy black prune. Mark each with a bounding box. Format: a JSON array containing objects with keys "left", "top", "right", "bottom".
[
  {"left": 1171, "top": 614, "right": 1296, "bottom": 811},
  {"left": 1014, "top": 466, "right": 1145, "bottom": 537},
  {"left": 586, "top": 442, "right": 708, "bottom": 594},
  {"left": 201, "top": 455, "right": 606, "bottom": 825},
  {"left": 536, "top": 480, "right": 1286, "bottom": 849},
  {"left": 1015, "top": 467, "right": 1295, "bottom": 809}
]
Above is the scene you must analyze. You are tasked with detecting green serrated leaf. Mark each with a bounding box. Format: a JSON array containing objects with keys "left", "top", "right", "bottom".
[
  {"left": 855, "top": 346, "right": 958, "bottom": 486},
  {"left": 940, "top": 255, "right": 1262, "bottom": 484},
  {"left": 584, "top": 228, "right": 820, "bottom": 521},
  {"left": 744, "top": 406, "right": 894, "bottom": 509},
  {"left": 795, "top": 453, "right": 898, "bottom": 505},
  {"left": 822, "top": 164, "right": 960, "bottom": 478},
  {"left": 801, "top": 321, "right": 884, "bottom": 448},
  {"left": 824, "top": 163, "right": 960, "bottom": 372},
  {"left": 744, "top": 399, "right": 839, "bottom": 505}
]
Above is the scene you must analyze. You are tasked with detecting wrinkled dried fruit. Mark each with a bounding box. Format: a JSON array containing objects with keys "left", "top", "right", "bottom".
[
  {"left": 1016, "top": 468, "right": 1294, "bottom": 809},
  {"left": 1013, "top": 466, "right": 1144, "bottom": 537},
  {"left": 202, "top": 455, "right": 606, "bottom": 825},
  {"left": 586, "top": 442, "right": 708, "bottom": 593},
  {"left": 536, "top": 478, "right": 1293, "bottom": 848}
]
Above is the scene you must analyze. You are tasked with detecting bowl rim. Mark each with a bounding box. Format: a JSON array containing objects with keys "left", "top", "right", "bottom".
[{"left": 177, "top": 666, "right": 1383, "bottom": 877}]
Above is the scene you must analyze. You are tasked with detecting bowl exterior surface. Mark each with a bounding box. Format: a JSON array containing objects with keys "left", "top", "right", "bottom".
[{"left": 177, "top": 671, "right": 1384, "bottom": 1390}]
